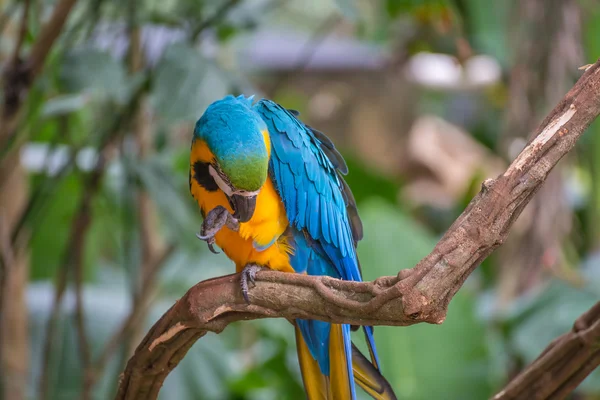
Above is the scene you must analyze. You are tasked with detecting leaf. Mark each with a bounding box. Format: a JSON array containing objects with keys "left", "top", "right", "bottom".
[
  {"left": 59, "top": 48, "right": 130, "bottom": 103},
  {"left": 29, "top": 174, "right": 82, "bottom": 280},
  {"left": 129, "top": 156, "right": 202, "bottom": 249},
  {"left": 42, "top": 94, "right": 89, "bottom": 117},
  {"left": 27, "top": 274, "right": 237, "bottom": 400},
  {"left": 151, "top": 43, "right": 229, "bottom": 123},
  {"left": 385, "top": 0, "right": 448, "bottom": 19}
]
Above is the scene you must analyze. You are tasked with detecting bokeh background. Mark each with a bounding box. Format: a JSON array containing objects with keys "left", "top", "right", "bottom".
[{"left": 1, "top": 0, "right": 600, "bottom": 399}]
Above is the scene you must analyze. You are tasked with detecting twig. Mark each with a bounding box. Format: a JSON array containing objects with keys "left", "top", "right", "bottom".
[
  {"left": 0, "top": 1, "right": 19, "bottom": 36},
  {"left": 75, "top": 159, "right": 106, "bottom": 400},
  {"left": 115, "top": 60, "right": 600, "bottom": 399},
  {"left": 38, "top": 79, "right": 151, "bottom": 400},
  {"left": 27, "top": 0, "right": 77, "bottom": 75},
  {"left": 38, "top": 158, "right": 104, "bottom": 400},
  {"left": 190, "top": 0, "right": 241, "bottom": 42},
  {"left": 10, "top": 75, "right": 152, "bottom": 247},
  {"left": 1, "top": 0, "right": 79, "bottom": 144},
  {"left": 10, "top": 0, "right": 30, "bottom": 65}
]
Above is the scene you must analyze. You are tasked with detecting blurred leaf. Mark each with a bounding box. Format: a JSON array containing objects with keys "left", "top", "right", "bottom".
[
  {"left": 130, "top": 156, "right": 201, "bottom": 248},
  {"left": 216, "top": 23, "right": 239, "bottom": 42},
  {"left": 342, "top": 154, "right": 400, "bottom": 206},
  {"left": 28, "top": 277, "right": 237, "bottom": 400},
  {"left": 151, "top": 43, "right": 229, "bottom": 123},
  {"left": 357, "top": 200, "right": 493, "bottom": 399},
  {"left": 29, "top": 174, "right": 82, "bottom": 280},
  {"left": 505, "top": 254, "right": 600, "bottom": 393},
  {"left": 59, "top": 48, "right": 130, "bottom": 103},
  {"left": 460, "top": 0, "right": 507, "bottom": 65},
  {"left": 386, "top": 0, "right": 448, "bottom": 19},
  {"left": 42, "top": 94, "right": 89, "bottom": 117}
]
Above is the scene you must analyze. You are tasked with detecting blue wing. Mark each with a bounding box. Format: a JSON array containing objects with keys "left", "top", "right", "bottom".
[
  {"left": 253, "top": 99, "right": 382, "bottom": 399},
  {"left": 254, "top": 99, "right": 360, "bottom": 278}
]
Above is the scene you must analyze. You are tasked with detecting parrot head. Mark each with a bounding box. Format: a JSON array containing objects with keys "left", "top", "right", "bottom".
[{"left": 192, "top": 95, "right": 269, "bottom": 222}]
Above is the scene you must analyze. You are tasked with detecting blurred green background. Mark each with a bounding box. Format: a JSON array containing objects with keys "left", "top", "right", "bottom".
[{"left": 1, "top": 0, "right": 600, "bottom": 399}]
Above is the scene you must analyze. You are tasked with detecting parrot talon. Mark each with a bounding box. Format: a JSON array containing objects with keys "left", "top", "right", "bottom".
[
  {"left": 196, "top": 206, "right": 238, "bottom": 253},
  {"left": 207, "top": 239, "right": 220, "bottom": 254},
  {"left": 240, "top": 264, "right": 264, "bottom": 304}
]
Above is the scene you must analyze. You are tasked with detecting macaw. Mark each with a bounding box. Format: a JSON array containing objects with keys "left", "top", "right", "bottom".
[{"left": 189, "top": 94, "right": 397, "bottom": 400}]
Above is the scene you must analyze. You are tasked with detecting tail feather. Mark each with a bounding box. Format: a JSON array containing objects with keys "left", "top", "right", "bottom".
[
  {"left": 295, "top": 323, "right": 355, "bottom": 399},
  {"left": 329, "top": 324, "right": 355, "bottom": 399},
  {"left": 362, "top": 326, "right": 381, "bottom": 370},
  {"left": 295, "top": 325, "right": 328, "bottom": 400},
  {"left": 352, "top": 345, "right": 398, "bottom": 400},
  {"left": 295, "top": 322, "right": 397, "bottom": 400}
]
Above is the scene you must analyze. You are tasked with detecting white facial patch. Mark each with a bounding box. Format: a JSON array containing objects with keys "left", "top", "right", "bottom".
[{"left": 209, "top": 165, "right": 233, "bottom": 196}]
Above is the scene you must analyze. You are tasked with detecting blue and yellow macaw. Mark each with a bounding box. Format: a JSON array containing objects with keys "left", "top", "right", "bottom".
[{"left": 189, "top": 95, "right": 397, "bottom": 400}]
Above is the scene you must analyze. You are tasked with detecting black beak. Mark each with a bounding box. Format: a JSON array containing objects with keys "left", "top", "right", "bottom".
[{"left": 228, "top": 194, "right": 257, "bottom": 223}]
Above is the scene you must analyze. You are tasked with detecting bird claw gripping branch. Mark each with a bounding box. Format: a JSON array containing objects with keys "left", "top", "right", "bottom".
[
  {"left": 196, "top": 205, "right": 239, "bottom": 254},
  {"left": 240, "top": 263, "right": 265, "bottom": 303}
]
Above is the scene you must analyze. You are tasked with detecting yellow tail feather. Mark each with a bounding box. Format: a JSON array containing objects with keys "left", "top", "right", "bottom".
[
  {"left": 352, "top": 345, "right": 398, "bottom": 400},
  {"left": 296, "top": 324, "right": 328, "bottom": 399},
  {"left": 295, "top": 324, "right": 398, "bottom": 400},
  {"left": 328, "top": 324, "right": 353, "bottom": 399}
]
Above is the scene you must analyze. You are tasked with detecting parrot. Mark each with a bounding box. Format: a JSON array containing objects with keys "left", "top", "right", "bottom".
[{"left": 189, "top": 94, "right": 397, "bottom": 400}]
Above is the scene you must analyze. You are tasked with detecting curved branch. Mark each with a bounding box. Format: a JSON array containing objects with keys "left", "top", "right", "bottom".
[
  {"left": 493, "top": 301, "right": 600, "bottom": 399},
  {"left": 116, "top": 60, "right": 600, "bottom": 399}
]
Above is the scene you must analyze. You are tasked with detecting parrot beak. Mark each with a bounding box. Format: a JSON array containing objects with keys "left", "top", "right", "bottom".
[{"left": 229, "top": 194, "right": 257, "bottom": 223}]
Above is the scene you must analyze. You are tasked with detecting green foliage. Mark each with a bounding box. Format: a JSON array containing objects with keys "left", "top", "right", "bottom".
[
  {"left": 151, "top": 43, "right": 229, "bottom": 123},
  {"left": 342, "top": 155, "right": 400, "bottom": 206},
  {"left": 13, "top": 1, "right": 600, "bottom": 399},
  {"left": 29, "top": 175, "right": 82, "bottom": 280},
  {"left": 385, "top": 0, "right": 448, "bottom": 19},
  {"left": 60, "top": 49, "right": 131, "bottom": 103}
]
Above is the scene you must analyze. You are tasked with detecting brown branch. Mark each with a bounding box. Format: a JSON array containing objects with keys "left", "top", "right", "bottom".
[
  {"left": 10, "top": 0, "right": 30, "bottom": 65},
  {"left": 493, "top": 301, "right": 600, "bottom": 399},
  {"left": 116, "top": 59, "right": 600, "bottom": 400},
  {"left": 38, "top": 79, "right": 151, "bottom": 399},
  {"left": 27, "top": 0, "right": 77, "bottom": 75},
  {"left": 1, "top": 0, "right": 78, "bottom": 144},
  {"left": 38, "top": 158, "right": 104, "bottom": 400}
]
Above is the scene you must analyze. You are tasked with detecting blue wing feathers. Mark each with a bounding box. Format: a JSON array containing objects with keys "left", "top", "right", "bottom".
[
  {"left": 320, "top": 196, "right": 330, "bottom": 243},
  {"left": 254, "top": 98, "right": 379, "bottom": 398}
]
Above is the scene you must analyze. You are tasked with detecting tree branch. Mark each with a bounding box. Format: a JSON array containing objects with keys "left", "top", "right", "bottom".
[
  {"left": 1, "top": 0, "right": 78, "bottom": 144},
  {"left": 116, "top": 59, "right": 600, "bottom": 399},
  {"left": 493, "top": 301, "right": 600, "bottom": 399}
]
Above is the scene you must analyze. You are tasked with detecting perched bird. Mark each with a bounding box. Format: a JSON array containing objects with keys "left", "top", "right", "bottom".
[{"left": 189, "top": 94, "right": 397, "bottom": 400}]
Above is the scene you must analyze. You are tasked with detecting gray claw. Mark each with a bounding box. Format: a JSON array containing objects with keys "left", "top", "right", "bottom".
[
  {"left": 197, "top": 206, "right": 238, "bottom": 253},
  {"left": 207, "top": 240, "right": 220, "bottom": 254},
  {"left": 240, "top": 264, "right": 264, "bottom": 304}
]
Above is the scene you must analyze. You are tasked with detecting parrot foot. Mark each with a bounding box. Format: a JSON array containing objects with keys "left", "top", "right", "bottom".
[
  {"left": 240, "top": 264, "right": 265, "bottom": 304},
  {"left": 196, "top": 206, "right": 239, "bottom": 254}
]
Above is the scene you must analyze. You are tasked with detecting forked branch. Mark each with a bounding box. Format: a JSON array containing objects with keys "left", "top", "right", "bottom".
[{"left": 116, "top": 60, "right": 600, "bottom": 399}]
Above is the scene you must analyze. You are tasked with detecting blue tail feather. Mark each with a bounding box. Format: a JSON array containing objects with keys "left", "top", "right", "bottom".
[{"left": 342, "top": 324, "right": 357, "bottom": 400}]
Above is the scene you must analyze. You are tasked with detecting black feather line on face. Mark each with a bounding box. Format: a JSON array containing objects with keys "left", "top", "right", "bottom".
[{"left": 193, "top": 161, "right": 219, "bottom": 192}]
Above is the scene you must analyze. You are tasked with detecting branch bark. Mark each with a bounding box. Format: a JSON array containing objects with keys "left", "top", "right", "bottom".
[
  {"left": 116, "top": 60, "right": 600, "bottom": 399},
  {"left": 493, "top": 301, "right": 600, "bottom": 399}
]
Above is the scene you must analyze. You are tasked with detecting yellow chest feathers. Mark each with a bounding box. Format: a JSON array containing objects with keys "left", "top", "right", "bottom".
[{"left": 189, "top": 139, "right": 293, "bottom": 273}]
